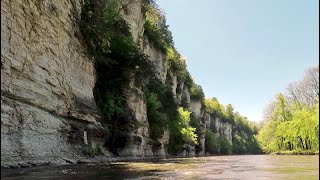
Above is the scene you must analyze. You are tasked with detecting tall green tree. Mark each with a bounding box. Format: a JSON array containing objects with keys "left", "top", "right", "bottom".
[{"left": 258, "top": 65, "right": 319, "bottom": 153}]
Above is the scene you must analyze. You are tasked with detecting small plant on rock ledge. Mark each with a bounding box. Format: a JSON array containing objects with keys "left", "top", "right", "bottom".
[{"left": 84, "top": 145, "right": 104, "bottom": 157}]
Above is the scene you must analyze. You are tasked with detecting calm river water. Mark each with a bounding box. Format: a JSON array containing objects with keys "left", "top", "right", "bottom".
[{"left": 1, "top": 155, "right": 319, "bottom": 179}]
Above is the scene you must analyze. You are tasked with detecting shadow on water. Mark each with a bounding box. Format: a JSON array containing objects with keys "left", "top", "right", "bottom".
[
  {"left": 1, "top": 158, "right": 201, "bottom": 180},
  {"left": 1, "top": 163, "right": 172, "bottom": 180}
]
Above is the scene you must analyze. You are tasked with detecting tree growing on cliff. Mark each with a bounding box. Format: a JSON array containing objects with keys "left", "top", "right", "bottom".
[
  {"left": 204, "top": 97, "right": 261, "bottom": 154},
  {"left": 178, "top": 107, "right": 198, "bottom": 145},
  {"left": 144, "top": 1, "right": 174, "bottom": 51},
  {"left": 205, "top": 130, "right": 219, "bottom": 154},
  {"left": 145, "top": 91, "right": 168, "bottom": 140}
]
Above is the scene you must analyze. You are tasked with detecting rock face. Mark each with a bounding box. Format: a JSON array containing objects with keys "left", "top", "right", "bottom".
[
  {"left": 119, "top": 0, "right": 168, "bottom": 157},
  {"left": 1, "top": 0, "right": 106, "bottom": 165},
  {"left": 121, "top": 0, "right": 145, "bottom": 46},
  {"left": 143, "top": 37, "right": 167, "bottom": 82},
  {"left": 121, "top": 0, "right": 167, "bottom": 83},
  {"left": 190, "top": 99, "right": 203, "bottom": 118},
  {"left": 119, "top": 80, "right": 153, "bottom": 157},
  {"left": 1, "top": 0, "right": 234, "bottom": 165},
  {"left": 214, "top": 118, "right": 233, "bottom": 144}
]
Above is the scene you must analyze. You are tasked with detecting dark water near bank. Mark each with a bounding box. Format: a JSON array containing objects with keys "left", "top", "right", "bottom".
[{"left": 2, "top": 155, "right": 319, "bottom": 179}]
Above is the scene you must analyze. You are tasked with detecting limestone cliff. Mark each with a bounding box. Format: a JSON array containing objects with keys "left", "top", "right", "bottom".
[
  {"left": 1, "top": 0, "right": 107, "bottom": 166},
  {"left": 1, "top": 0, "right": 234, "bottom": 166}
]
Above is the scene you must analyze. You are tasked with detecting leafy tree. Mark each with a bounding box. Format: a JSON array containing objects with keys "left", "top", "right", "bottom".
[
  {"left": 258, "top": 65, "right": 319, "bottom": 154},
  {"left": 145, "top": 91, "right": 168, "bottom": 140},
  {"left": 190, "top": 84, "right": 205, "bottom": 102},
  {"left": 218, "top": 136, "right": 232, "bottom": 155},
  {"left": 205, "top": 130, "right": 219, "bottom": 154},
  {"left": 144, "top": 2, "right": 173, "bottom": 51},
  {"left": 205, "top": 98, "right": 223, "bottom": 116},
  {"left": 178, "top": 107, "right": 198, "bottom": 145},
  {"left": 232, "top": 134, "right": 246, "bottom": 154},
  {"left": 168, "top": 107, "right": 198, "bottom": 154},
  {"left": 272, "top": 93, "right": 292, "bottom": 122},
  {"left": 204, "top": 97, "right": 261, "bottom": 154}
]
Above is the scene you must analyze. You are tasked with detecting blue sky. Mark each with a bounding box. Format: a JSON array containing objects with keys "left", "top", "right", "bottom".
[{"left": 156, "top": 0, "right": 319, "bottom": 122}]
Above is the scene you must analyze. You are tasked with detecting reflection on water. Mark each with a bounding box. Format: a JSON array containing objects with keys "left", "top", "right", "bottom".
[{"left": 1, "top": 155, "right": 319, "bottom": 179}]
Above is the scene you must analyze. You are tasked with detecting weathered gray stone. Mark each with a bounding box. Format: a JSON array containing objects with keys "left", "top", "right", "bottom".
[
  {"left": 83, "top": 131, "right": 88, "bottom": 145},
  {"left": 214, "top": 118, "right": 233, "bottom": 144},
  {"left": 77, "top": 158, "right": 100, "bottom": 164},
  {"left": 143, "top": 37, "right": 167, "bottom": 82},
  {"left": 1, "top": 0, "right": 235, "bottom": 164},
  {"left": 190, "top": 99, "right": 203, "bottom": 118},
  {"left": 18, "top": 162, "right": 32, "bottom": 168},
  {"left": 1, "top": 0, "right": 104, "bottom": 166},
  {"left": 63, "top": 158, "right": 77, "bottom": 164}
]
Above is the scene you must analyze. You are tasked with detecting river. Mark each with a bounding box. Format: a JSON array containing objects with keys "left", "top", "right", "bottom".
[{"left": 1, "top": 155, "right": 319, "bottom": 179}]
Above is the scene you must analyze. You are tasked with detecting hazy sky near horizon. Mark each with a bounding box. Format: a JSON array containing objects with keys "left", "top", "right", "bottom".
[{"left": 156, "top": 0, "right": 319, "bottom": 122}]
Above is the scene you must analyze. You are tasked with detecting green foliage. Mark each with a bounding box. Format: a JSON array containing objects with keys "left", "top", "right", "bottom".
[
  {"left": 143, "top": 2, "right": 206, "bottom": 139},
  {"left": 184, "top": 71, "right": 194, "bottom": 89},
  {"left": 144, "top": 90, "right": 168, "bottom": 140},
  {"left": 189, "top": 114, "right": 206, "bottom": 153},
  {"left": 204, "top": 97, "right": 262, "bottom": 154},
  {"left": 271, "top": 93, "right": 293, "bottom": 122},
  {"left": 218, "top": 136, "right": 232, "bottom": 155},
  {"left": 245, "top": 136, "right": 262, "bottom": 154},
  {"left": 181, "top": 127, "right": 198, "bottom": 144},
  {"left": 205, "top": 130, "right": 232, "bottom": 155},
  {"left": 144, "top": 2, "right": 174, "bottom": 51},
  {"left": 80, "top": 0, "right": 152, "bottom": 154},
  {"left": 205, "top": 130, "right": 219, "bottom": 154},
  {"left": 258, "top": 70, "right": 319, "bottom": 154},
  {"left": 225, "top": 104, "right": 235, "bottom": 123},
  {"left": 168, "top": 107, "right": 198, "bottom": 154},
  {"left": 80, "top": 0, "right": 264, "bottom": 156},
  {"left": 178, "top": 108, "right": 198, "bottom": 144},
  {"left": 190, "top": 84, "right": 205, "bottom": 102},
  {"left": 166, "top": 47, "right": 187, "bottom": 77},
  {"left": 144, "top": 79, "right": 187, "bottom": 154},
  {"left": 205, "top": 98, "right": 233, "bottom": 124},
  {"left": 257, "top": 120, "right": 279, "bottom": 153},
  {"left": 205, "top": 98, "right": 223, "bottom": 116},
  {"left": 232, "top": 133, "right": 262, "bottom": 154},
  {"left": 232, "top": 133, "right": 246, "bottom": 154},
  {"left": 258, "top": 102, "right": 319, "bottom": 153},
  {"left": 166, "top": 47, "right": 187, "bottom": 72},
  {"left": 84, "top": 145, "right": 104, "bottom": 157}
]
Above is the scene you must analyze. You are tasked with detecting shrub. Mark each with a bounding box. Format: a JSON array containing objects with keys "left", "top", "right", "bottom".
[
  {"left": 84, "top": 145, "right": 104, "bottom": 157},
  {"left": 190, "top": 84, "right": 205, "bottom": 102},
  {"left": 218, "top": 136, "right": 232, "bottom": 155},
  {"left": 245, "top": 136, "right": 262, "bottom": 154},
  {"left": 144, "top": 78, "right": 180, "bottom": 143},
  {"left": 178, "top": 108, "right": 198, "bottom": 145},
  {"left": 205, "top": 130, "right": 219, "bottom": 154},
  {"left": 144, "top": 2, "right": 174, "bottom": 51},
  {"left": 168, "top": 107, "right": 199, "bottom": 154},
  {"left": 232, "top": 134, "right": 246, "bottom": 154},
  {"left": 145, "top": 90, "right": 168, "bottom": 140}
]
